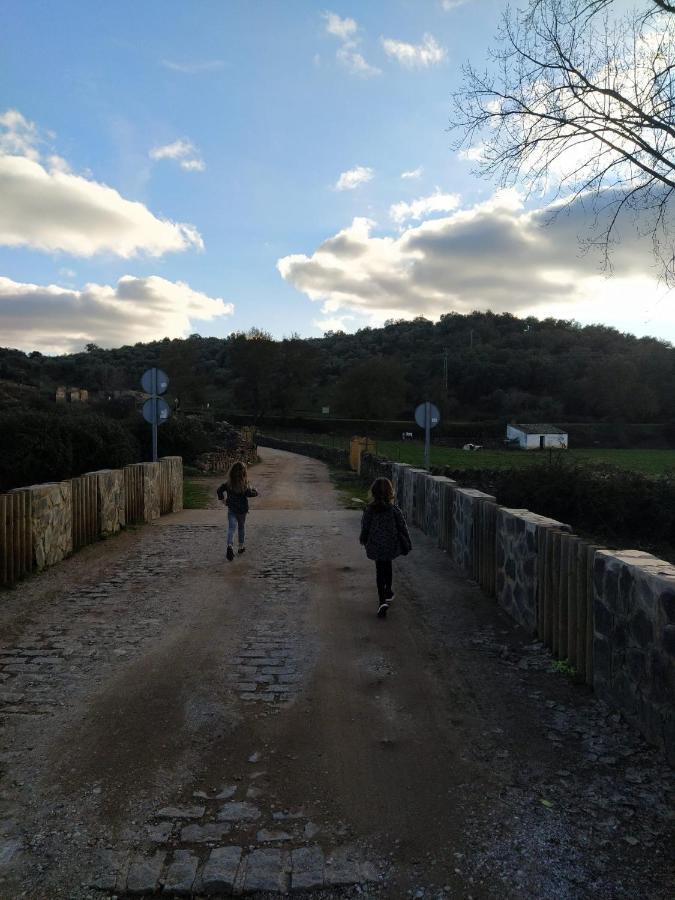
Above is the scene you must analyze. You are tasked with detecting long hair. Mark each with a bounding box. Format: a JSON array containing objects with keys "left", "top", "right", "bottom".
[
  {"left": 370, "top": 477, "right": 394, "bottom": 509},
  {"left": 226, "top": 461, "right": 248, "bottom": 493}
]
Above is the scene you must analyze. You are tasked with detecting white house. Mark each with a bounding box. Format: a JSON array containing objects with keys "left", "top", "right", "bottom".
[{"left": 506, "top": 423, "right": 568, "bottom": 450}]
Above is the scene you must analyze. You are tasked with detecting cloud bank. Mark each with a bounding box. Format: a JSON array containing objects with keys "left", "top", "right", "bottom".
[
  {"left": 277, "top": 190, "right": 666, "bottom": 328},
  {"left": 0, "top": 109, "right": 203, "bottom": 258},
  {"left": 0, "top": 275, "right": 234, "bottom": 354}
]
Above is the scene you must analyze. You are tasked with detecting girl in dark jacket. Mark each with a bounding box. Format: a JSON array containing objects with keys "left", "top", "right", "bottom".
[
  {"left": 359, "top": 477, "right": 412, "bottom": 618},
  {"left": 217, "top": 462, "right": 258, "bottom": 561}
]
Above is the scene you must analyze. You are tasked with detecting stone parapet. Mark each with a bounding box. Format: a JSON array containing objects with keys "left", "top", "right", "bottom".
[
  {"left": 592, "top": 550, "right": 675, "bottom": 764},
  {"left": 90, "top": 469, "right": 126, "bottom": 536},
  {"left": 160, "top": 456, "right": 184, "bottom": 514},
  {"left": 496, "top": 508, "right": 570, "bottom": 634},
  {"left": 451, "top": 488, "right": 496, "bottom": 578},
  {"left": 141, "top": 462, "right": 161, "bottom": 523},
  {"left": 23, "top": 481, "right": 73, "bottom": 570}
]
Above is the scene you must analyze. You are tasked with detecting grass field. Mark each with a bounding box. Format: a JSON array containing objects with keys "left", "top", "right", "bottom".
[
  {"left": 183, "top": 476, "right": 212, "bottom": 509},
  {"left": 376, "top": 442, "right": 675, "bottom": 475}
]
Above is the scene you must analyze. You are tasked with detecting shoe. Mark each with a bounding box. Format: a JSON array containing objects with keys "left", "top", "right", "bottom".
[
  {"left": 377, "top": 602, "right": 389, "bottom": 618},
  {"left": 226, "top": 545, "right": 234, "bottom": 561},
  {"left": 238, "top": 546, "right": 246, "bottom": 555},
  {"left": 385, "top": 590, "right": 395, "bottom": 602}
]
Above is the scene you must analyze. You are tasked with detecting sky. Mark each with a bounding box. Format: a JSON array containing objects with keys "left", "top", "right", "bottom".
[{"left": 1, "top": 0, "right": 674, "bottom": 354}]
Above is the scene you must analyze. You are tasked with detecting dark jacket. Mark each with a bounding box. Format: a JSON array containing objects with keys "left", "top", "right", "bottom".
[
  {"left": 216, "top": 483, "right": 258, "bottom": 514},
  {"left": 359, "top": 502, "right": 412, "bottom": 562}
]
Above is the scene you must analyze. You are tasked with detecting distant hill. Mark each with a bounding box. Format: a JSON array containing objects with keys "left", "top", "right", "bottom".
[{"left": 1, "top": 311, "right": 674, "bottom": 423}]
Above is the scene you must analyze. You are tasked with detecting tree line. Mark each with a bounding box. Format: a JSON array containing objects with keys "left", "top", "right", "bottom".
[{"left": 1, "top": 310, "right": 674, "bottom": 424}]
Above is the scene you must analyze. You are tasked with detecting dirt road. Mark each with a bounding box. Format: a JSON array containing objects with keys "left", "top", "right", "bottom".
[{"left": 0, "top": 448, "right": 672, "bottom": 899}]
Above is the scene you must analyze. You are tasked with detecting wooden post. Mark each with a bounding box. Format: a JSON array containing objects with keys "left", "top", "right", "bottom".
[
  {"left": 575, "top": 541, "right": 588, "bottom": 680},
  {"left": 0, "top": 494, "right": 6, "bottom": 586},
  {"left": 586, "top": 547, "right": 596, "bottom": 686},
  {"left": 558, "top": 535, "right": 570, "bottom": 660},
  {"left": 566, "top": 536, "right": 579, "bottom": 668}
]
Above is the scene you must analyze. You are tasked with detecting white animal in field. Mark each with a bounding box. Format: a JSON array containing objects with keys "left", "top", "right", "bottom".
[
  {"left": 401, "top": 432, "right": 413, "bottom": 440},
  {"left": 462, "top": 443, "right": 483, "bottom": 451}
]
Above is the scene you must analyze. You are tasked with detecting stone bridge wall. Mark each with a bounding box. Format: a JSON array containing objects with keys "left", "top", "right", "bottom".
[
  {"left": 1, "top": 457, "right": 183, "bottom": 580},
  {"left": 260, "top": 436, "right": 674, "bottom": 763}
]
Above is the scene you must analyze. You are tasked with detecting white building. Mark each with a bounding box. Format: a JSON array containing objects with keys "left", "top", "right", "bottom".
[{"left": 506, "top": 423, "right": 568, "bottom": 450}]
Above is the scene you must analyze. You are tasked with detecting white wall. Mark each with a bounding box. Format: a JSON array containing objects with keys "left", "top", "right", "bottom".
[{"left": 506, "top": 426, "right": 568, "bottom": 449}]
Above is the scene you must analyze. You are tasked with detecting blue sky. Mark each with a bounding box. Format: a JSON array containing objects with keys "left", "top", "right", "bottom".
[{"left": 1, "top": 0, "right": 673, "bottom": 353}]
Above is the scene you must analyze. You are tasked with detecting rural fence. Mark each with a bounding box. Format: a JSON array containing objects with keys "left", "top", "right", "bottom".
[{"left": 258, "top": 435, "right": 674, "bottom": 765}]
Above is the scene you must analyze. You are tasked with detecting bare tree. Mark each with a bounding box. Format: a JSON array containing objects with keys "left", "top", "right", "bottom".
[{"left": 451, "top": 0, "right": 675, "bottom": 279}]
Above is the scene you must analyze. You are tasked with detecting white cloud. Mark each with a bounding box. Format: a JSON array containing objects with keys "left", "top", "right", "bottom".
[
  {"left": 0, "top": 275, "right": 234, "bottom": 354},
  {"left": 313, "top": 314, "right": 355, "bottom": 333},
  {"left": 336, "top": 46, "right": 382, "bottom": 77},
  {"left": 149, "top": 139, "right": 205, "bottom": 172},
  {"left": 161, "top": 59, "right": 225, "bottom": 73},
  {"left": 323, "top": 10, "right": 381, "bottom": 77},
  {"left": 277, "top": 190, "right": 671, "bottom": 339},
  {"left": 335, "top": 166, "right": 374, "bottom": 191},
  {"left": 390, "top": 191, "right": 461, "bottom": 223},
  {"left": 440, "top": 0, "right": 470, "bottom": 10},
  {"left": 0, "top": 110, "right": 204, "bottom": 258},
  {"left": 401, "top": 167, "right": 423, "bottom": 180},
  {"left": 323, "top": 12, "right": 358, "bottom": 41},
  {"left": 381, "top": 33, "right": 446, "bottom": 68}
]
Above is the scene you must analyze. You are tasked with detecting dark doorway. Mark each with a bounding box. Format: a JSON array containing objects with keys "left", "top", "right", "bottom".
[{"left": 539, "top": 435, "right": 545, "bottom": 449}]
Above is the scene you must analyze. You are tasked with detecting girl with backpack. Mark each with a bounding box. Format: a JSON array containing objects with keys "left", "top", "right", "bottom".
[{"left": 217, "top": 461, "right": 258, "bottom": 561}]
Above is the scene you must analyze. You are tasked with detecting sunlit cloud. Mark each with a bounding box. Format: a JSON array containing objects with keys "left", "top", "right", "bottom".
[
  {"left": 401, "top": 167, "right": 423, "bottom": 180},
  {"left": 161, "top": 59, "right": 225, "bottom": 73},
  {"left": 381, "top": 33, "right": 446, "bottom": 68},
  {"left": 0, "top": 275, "right": 234, "bottom": 354},
  {"left": 277, "top": 189, "right": 671, "bottom": 341},
  {"left": 149, "top": 139, "right": 205, "bottom": 172},
  {"left": 0, "top": 109, "right": 203, "bottom": 257},
  {"left": 390, "top": 191, "right": 461, "bottom": 224},
  {"left": 334, "top": 166, "right": 374, "bottom": 191},
  {"left": 323, "top": 10, "right": 381, "bottom": 77}
]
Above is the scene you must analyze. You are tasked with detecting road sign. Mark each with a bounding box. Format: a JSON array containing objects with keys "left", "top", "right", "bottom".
[
  {"left": 414, "top": 402, "right": 441, "bottom": 471},
  {"left": 142, "top": 397, "right": 171, "bottom": 425},
  {"left": 141, "top": 367, "right": 169, "bottom": 395},
  {"left": 414, "top": 402, "right": 440, "bottom": 429}
]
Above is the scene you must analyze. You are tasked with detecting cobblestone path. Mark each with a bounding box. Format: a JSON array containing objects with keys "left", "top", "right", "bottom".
[{"left": 0, "top": 449, "right": 672, "bottom": 899}]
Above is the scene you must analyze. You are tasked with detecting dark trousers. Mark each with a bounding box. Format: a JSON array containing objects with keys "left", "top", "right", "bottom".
[{"left": 375, "top": 560, "right": 393, "bottom": 602}]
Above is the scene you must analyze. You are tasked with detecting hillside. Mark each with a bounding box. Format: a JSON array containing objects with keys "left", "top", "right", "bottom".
[{"left": 1, "top": 311, "right": 674, "bottom": 424}]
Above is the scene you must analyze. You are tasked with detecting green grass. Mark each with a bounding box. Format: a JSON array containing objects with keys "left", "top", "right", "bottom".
[
  {"left": 329, "top": 467, "right": 370, "bottom": 509},
  {"left": 183, "top": 477, "right": 212, "bottom": 509},
  {"left": 375, "top": 441, "right": 675, "bottom": 476}
]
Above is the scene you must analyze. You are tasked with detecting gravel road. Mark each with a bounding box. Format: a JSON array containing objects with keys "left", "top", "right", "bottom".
[{"left": 0, "top": 448, "right": 672, "bottom": 899}]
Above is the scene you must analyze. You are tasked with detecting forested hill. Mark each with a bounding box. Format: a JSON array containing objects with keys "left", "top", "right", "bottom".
[{"left": 1, "top": 311, "right": 674, "bottom": 422}]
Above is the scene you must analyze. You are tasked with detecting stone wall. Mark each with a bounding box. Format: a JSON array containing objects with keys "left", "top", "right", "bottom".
[
  {"left": 94, "top": 469, "right": 126, "bottom": 535},
  {"left": 496, "top": 508, "right": 570, "bottom": 634},
  {"left": 140, "top": 462, "right": 161, "bottom": 523},
  {"left": 593, "top": 551, "right": 675, "bottom": 764},
  {"left": 1, "top": 456, "right": 184, "bottom": 584},
  {"left": 25, "top": 482, "right": 73, "bottom": 570},
  {"left": 452, "top": 488, "right": 496, "bottom": 578}
]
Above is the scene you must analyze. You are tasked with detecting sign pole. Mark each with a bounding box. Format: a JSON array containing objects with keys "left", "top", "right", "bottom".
[
  {"left": 424, "top": 400, "right": 431, "bottom": 471},
  {"left": 152, "top": 367, "right": 158, "bottom": 463}
]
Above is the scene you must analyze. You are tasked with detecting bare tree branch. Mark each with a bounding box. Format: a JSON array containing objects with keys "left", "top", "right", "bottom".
[{"left": 450, "top": 0, "right": 675, "bottom": 282}]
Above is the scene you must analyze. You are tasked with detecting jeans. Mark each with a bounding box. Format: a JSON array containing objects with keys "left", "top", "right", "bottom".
[
  {"left": 375, "top": 560, "right": 393, "bottom": 602},
  {"left": 227, "top": 511, "right": 246, "bottom": 546}
]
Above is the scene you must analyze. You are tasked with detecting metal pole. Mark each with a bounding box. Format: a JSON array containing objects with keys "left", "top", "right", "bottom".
[
  {"left": 424, "top": 400, "right": 431, "bottom": 471},
  {"left": 152, "top": 367, "right": 158, "bottom": 463}
]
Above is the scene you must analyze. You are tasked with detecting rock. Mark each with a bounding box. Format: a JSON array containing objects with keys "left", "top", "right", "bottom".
[
  {"left": 217, "top": 801, "right": 261, "bottom": 822},
  {"left": 200, "top": 846, "right": 242, "bottom": 895},
  {"left": 146, "top": 822, "right": 173, "bottom": 842},
  {"left": 126, "top": 851, "right": 164, "bottom": 895},
  {"left": 156, "top": 805, "right": 205, "bottom": 819},
  {"left": 242, "top": 848, "right": 290, "bottom": 893},
  {"left": 181, "top": 823, "right": 231, "bottom": 843},
  {"left": 163, "top": 849, "right": 198, "bottom": 896},
  {"left": 291, "top": 845, "right": 325, "bottom": 891},
  {"left": 256, "top": 829, "right": 292, "bottom": 842}
]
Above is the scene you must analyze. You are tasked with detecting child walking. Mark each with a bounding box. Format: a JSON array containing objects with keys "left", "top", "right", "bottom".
[
  {"left": 216, "top": 461, "right": 258, "bottom": 561},
  {"left": 359, "top": 477, "right": 412, "bottom": 618}
]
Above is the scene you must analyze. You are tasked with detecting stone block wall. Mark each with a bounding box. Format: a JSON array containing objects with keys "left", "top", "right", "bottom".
[
  {"left": 496, "top": 508, "right": 570, "bottom": 634},
  {"left": 452, "top": 488, "right": 496, "bottom": 578},
  {"left": 141, "top": 462, "right": 161, "bottom": 523},
  {"left": 593, "top": 551, "right": 675, "bottom": 764},
  {"left": 25, "top": 482, "right": 73, "bottom": 570},
  {"left": 93, "top": 469, "right": 126, "bottom": 535}
]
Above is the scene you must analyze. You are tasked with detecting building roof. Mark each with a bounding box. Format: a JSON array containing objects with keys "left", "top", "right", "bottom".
[{"left": 511, "top": 423, "right": 567, "bottom": 435}]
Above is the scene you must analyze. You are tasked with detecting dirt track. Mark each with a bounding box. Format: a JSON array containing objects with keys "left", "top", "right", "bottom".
[{"left": 0, "top": 448, "right": 672, "bottom": 899}]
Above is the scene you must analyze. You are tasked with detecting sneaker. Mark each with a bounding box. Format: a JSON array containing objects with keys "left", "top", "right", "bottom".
[
  {"left": 377, "top": 602, "right": 389, "bottom": 618},
  {"left": 385, "top": 591, "right": 395, "bottom": 602},
  {"left": 226, "top": 545, "right": 234, "bottom": 561},
  {"left": 238, "top": 547, "right": 246, "bottom": 555}
]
